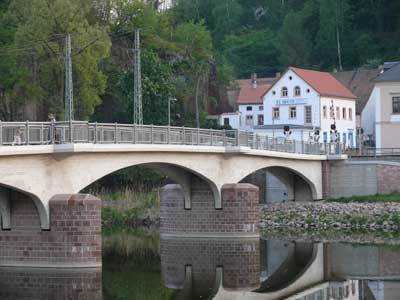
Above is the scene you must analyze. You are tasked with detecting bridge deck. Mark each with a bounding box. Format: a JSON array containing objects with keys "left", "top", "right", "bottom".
[{"left": 0, "top": 121, "right": 343, "bottom": 156}]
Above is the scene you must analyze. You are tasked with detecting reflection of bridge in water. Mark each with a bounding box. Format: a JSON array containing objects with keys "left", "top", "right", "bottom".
[
  {"left": 1, "top": 238, "right": 400, "bottom": 299},
  {"left": 160, "top": 238, "right": 400, "bottom": 300}
]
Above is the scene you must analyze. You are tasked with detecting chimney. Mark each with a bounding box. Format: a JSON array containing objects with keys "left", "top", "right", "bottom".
[
  {"left": 275, "top": 72, "right": 281, "bottom": 78},
  {"left": 251, "top": 73, "right": 257, "bottom": 88}
]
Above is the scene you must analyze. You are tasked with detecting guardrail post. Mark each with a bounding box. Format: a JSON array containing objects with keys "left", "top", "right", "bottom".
[
  {"left": 197, "top": 128, "right": 200, "bottom": 145},
  {"left": 69, "top": 120, "right": 73, "bottom": 143},
  {"left": 94, "top": 122, "right": 97, "bottom": 144},
  {"left": 114, "top": 122, "right": 118, "bottom": 144},
  {"left": 25, "top": 120, "right": 30, "bottom": 145},
  {"left": 183, "top": 127, "right": 186, "bottom": 145},
  {"left": 0, "top": 120, "right": 2, "bottom": 146},
  {"left": 40, "top": 123, "right": 44, "bottom": 145},
  {"left": 167, "top": 126, "right": 170, "bottom": 144},
  {"left": 150, "top": 125, "right": 154, "bottom": 144},
  {"left": 87, "top": 121, "right": 90, "bottom": 143},
  {"left": 223, "top": 129, "right": 227, "bottom": 146},
  {"left": 133, "top": 124, "right": 136, "bottom": 144},
  {"left": 210, "top": 129, "right": 213, "bottom": 146},
  {"left": 236, "top": 130, "right": 239, "bottom": 146}
]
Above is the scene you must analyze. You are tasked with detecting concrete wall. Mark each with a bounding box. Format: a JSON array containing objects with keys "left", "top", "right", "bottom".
[
  {"left": 327, "top": 161, "right": 400, "bottom": 198},
  {"left": 0, "top": 193, "right": 101, "bottom": 267},
  {"left": 160, "top": 182, "right": 259, "bottom": 237},
  {"left": 326, "top": 243, "right": 400, "bottom": 279}
]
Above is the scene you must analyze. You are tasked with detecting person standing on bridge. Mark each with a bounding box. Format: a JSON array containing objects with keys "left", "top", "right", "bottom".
[{"left": 12, "top": 128, "right": 23, "bottom": 145}]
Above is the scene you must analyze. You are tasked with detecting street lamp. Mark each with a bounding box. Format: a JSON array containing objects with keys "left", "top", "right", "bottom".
[{"left": 168, "top": 97, "right": 177, "bottom": 126}]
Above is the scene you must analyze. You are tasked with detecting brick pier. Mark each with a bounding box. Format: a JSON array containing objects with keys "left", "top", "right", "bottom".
[
  {"left": 160, "top": 181, "right": 260, "bottom": 236},
  {"left": 0, "top": 267, "right": 102, "bottom": 299},
  {"left": 0, "top": 193, "right": 101, "bottom": 267},
  {"left": 160, "top": 237, "right": 260, "bottom": 295}
]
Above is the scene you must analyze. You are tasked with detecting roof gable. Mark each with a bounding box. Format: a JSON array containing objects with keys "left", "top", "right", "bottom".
[
  {"left": 290, "top": 67, "right": 357, "bottom": 99},
  {"left": 237, "top": 83, "right": 271, "bottom": 104}
]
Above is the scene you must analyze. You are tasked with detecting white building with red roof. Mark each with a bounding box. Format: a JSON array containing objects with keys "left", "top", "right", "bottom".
[
  {"left": 219, "top": 74, "right": 274, "bottom": 130},
  {"left": 260, "top": 67, "right": 357, "bottom": 147}
]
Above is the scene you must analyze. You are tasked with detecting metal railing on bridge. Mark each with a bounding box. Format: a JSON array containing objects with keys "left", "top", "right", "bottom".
[
  {"left": 348, "top": 147, "right": 400, "bottom": 158},
  {"left": 0, "top": 121, "right": 343, "bottom": 155}
]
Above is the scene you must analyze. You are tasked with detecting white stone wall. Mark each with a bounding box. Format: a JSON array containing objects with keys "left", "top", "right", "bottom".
[
  {"left": 361, "top": 85, "right": 378, "bottom": 141},
  {"left": 320, "top": 97, "right": 356, "bottom": 147},
  {"left": 263, "top": 69, "right": 320, "bottom": 129},
  {"left": 238, "top": 104, "right": 264, "bottom": 131},
  {"left": 218, "top": 113, "right": 240, "bottom": 129}
]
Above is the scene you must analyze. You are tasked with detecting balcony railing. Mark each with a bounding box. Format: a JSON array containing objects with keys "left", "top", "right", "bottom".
[{"left": 0, "top": 121, "right": 342, "bottom": 155}]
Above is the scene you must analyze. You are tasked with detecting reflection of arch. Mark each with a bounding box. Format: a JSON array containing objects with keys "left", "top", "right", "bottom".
[
  {"left": 257, "top": 242, "right": 318, "bottom": 293},
  {"left": 80, "top": 162, "right": 221, "bottom": 210},
  {"left": 240, "top": 166, "right": 317, "bottom": 202},
  {"left": 0, "top": 183, "right": 48, "bottom": 230}
]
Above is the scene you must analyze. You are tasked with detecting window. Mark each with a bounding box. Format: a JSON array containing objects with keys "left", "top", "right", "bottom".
[
  {"left": 393, "top": 96, "right": 400, "bottom": 114},
  {"left": 305, "top": 106, "right": 312, "bottom": 124},
  {"left": 272, "top": 107, "right": 280, "bottom": 119},
  {"left": 323, "top": 132, "right": 328, "bottom": 143},
  {"left": 349, "top": 108, "right": 353, "bottom": 120},
  {"left": 289, "top": 106, "right": 297, "bottom": 119},
  {"left": 258, "top": 114, "right": 264, "bottom": 125},
  {"left": 246, "top": 106, "right": 252, "bottom": 111},
  {"left": 294, "top": 86, "right": 301, "bottom": 97},
  {"left": 245, "top": 115, "right": 253, "bottom": 126},
  {"left": 323, "top": 106, "right": 327, "bottom": 118},
  {"left": 342, "top": 107, "right": 346, "bottom": 119},
  {"left": 343, "top": 133, "right": 347, "bottom": 145},
  {"left": 289, "top": 76, "right": 293, "bottom": 80},
  {"left": 336, "top": 107, "right": 340, "bottom": 120},
  {"left": 281, "top": 87, "right": 288, "bottom": 97},
  {"left": 259, "top": 105, "right": 264, "bottom": 111},
  {"left": 272, "top": 91, "right": 276, "bottom": 95},
  {"left": 307, "top": 88, "right": 310, "bottom": 93},
  {"left": 223, "top": 117, "right": 229, "bottom": 126}
]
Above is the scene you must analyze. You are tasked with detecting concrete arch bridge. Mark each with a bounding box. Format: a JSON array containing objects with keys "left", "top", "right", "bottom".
[{"left": 0, "top": 121, "right": 345, "bottom": 267}]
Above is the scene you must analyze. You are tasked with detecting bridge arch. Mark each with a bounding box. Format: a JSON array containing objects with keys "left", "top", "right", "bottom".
[
  {"left": 239, "top": 165, "right": 318, "bottom": 203},
  {"left": 0, "top": 183, "right": 49, "bottom": 230},
  {"left": 78, "top": 162, "right": 221, "bottom": 210}
]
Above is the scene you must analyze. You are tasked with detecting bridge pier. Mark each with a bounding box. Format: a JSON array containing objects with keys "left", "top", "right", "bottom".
[
  {"left": 0, "top": 194, "right": 101, "bottom": 267},
  {"left": 160, "top": 181, "right": 259, "bottom": 237},
  {"left": 160, "top": 237, "right": 260, "bottom": 296},
  {"left": 0, "top": 187, "right": 11, "bottom": 229}
]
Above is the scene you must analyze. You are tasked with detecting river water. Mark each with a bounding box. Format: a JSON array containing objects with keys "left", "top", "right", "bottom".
[{"left": 1, "top": 229, "right": 400, "bottom": 299}]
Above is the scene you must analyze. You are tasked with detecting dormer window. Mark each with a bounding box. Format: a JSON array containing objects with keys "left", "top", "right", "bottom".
[
  {"left": 281, "top": 87, "right": 288, "bottom": 97},
  {"left": 294, "top": 86, "right": 301, "bottom": 97}
]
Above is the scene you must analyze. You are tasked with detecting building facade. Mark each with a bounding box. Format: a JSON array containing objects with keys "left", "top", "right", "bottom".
[
  {"left": 258, "top": 67, "right": 357, "bottom": 148},
  {"left": 361, "top": 62, "right": 400, "bottom": 149}
]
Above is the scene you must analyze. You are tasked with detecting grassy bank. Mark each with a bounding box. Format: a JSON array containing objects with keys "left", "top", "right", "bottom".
[
  {"left": 328, "top": 193, "right": 400, "bottom": 203},
  {"left": 88, "top": 186, "right": 161, "bottom": 229}
]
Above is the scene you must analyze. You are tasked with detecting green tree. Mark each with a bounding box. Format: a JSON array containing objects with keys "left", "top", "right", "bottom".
[
  {"left": 0, "top": 0, "right": 110, "bottom": 120},
  {"left": 222, "top": 29, "right": 279, "bottom": 77}
]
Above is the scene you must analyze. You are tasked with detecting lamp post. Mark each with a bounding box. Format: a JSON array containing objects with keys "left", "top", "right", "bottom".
[{"left": 168, "top": 97, "right": 177, "bottom": 126}]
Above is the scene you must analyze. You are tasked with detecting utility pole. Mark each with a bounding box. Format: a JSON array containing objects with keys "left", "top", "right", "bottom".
[
  {"left": 133, "top": 29, "right": 143, "bottom": 125},
  {"left": 65, "top": 34, "right": 74, "bottom": 142}
]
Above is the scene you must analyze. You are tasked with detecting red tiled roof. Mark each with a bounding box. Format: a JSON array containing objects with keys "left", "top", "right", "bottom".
[
  {"left": 237, "top": 83, "right": 271, "bottom": 104},
  {"left": 290, "top": 67, "right": 357, "bottom": 99}
]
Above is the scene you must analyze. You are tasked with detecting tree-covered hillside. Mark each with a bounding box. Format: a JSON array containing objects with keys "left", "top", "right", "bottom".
[{"left": 0, "top": 0, "right": 399, "bottom": 123}]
